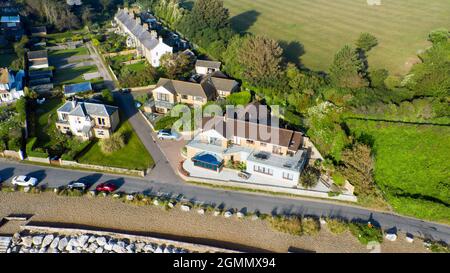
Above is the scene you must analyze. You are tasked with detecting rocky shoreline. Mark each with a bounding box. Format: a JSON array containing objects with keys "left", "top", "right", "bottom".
[{"left": 7, "top": 232, "right": 191, "bottom": 253}]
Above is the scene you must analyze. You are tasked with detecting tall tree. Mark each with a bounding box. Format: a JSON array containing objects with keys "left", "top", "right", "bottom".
[
  {"left": 177, "top": 0, "right": 233, "bottom": 51},
  {"left": 356, "top": 32, "right": 378, "bottom": 52},
  {"left": 329, "top": 45, "right": 368, "bottom": 89},
  {"left": 237, "top": 35, "right": 283, "bottom": 87},
  {"left": 160, "top": 52, "right": 194, "bottom": 79}
]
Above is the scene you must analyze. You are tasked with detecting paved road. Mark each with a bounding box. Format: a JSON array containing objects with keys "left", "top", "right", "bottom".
[{"left": 1, "top": 159, "right": 449, "bottom": 244}]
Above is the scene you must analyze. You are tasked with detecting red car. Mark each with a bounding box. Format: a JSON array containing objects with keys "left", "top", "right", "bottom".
[{"left": 95, "top": 182, "right": 118, "bottom": 193}]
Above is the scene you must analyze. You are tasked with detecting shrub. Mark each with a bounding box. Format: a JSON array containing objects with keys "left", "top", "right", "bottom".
[
  {"left": 100, "top": 132, "right": 125, "bottom": 154},
  {"left": 0, "top": 140, "right": 6, "bottom": 152},
  {"left": 7, "top": 137, "right": 21, "bottom": 151},
  {"left": 226, "top": 91, "right": 252, "bottom": 106},
  {"left": 300, "top": 166, "right": 321, "bottom": 188},
  {"left": 326, "top": 218, "right": 349, "bottom": 235},
  {"left": 302, "top": 218, "right": 320, "bottom": 236},
  {"left": 332, "top": 172, "right": 346, "bottom": 186},
  {"left": 349, "top": 221, "right": 383, "bottom": 245},
  {"left": 268, "top": 216, "right": 302, "bottom": 236},
  {"left": 429, "top": 241, "right": 450, "bottom": 253}
]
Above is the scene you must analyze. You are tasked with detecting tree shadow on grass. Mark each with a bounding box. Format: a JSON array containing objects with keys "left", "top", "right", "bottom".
[
  {"left": 279, "top": 40, "right": 305, "bottom": 68},
  {"left": 230, "top": 10, "right": 261, "bottom": 34}
]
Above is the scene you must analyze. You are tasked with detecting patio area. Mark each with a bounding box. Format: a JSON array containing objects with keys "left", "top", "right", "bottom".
[{"left": 183, "top": 159, "right": 331, "bottom": 192}]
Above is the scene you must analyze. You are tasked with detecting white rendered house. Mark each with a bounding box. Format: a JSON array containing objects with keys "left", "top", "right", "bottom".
[{"left": 0, "top": 68, "right": 25, "bottom": 103}]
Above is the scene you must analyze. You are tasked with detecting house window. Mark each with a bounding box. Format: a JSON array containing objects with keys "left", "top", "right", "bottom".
[
  {"left": 253, "top": 165, "right": 273, "bottom": 176},
  {"left": 283, "top": 172, "right": 294, "bottom": 181},
  {"left": 194, "top": 96, "right": 203, "bottom": 102},
  {"left": 98, "top": 118, "right": 105, "bottom": 126},
  {"left": 62, "top": 113, "right": 68, "bottom": 120},
  {"left": 157, "top": 93, "right": 170, "bottom": 102},
  {"left": 272, "top": 145, "right": 282, "bottom": 155},
  {"left": 182, "top": 95, "right": 188, "bottom": 99},
  {"left": 260, "top": 142, "right": 267, "bottom": 147},
  {"left": 97, "top": 130, "right": 105, "bottom": 136},
  {"left": 246, "top": 139, "right": 254, "bottom": 145}
]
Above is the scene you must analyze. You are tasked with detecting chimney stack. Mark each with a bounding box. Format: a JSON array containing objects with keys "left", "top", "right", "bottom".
[
  {"left": 143, "top": 23, "right": 149, "bottom": 30},
  {"left": 159, "top": 37, "right": 163, "bottom": 43},
  {"left": 136, "top": 17, "right": 141, "bottom": 25},
  {"left": 150, "top": 30, "right": 157, "bottom": 39}
]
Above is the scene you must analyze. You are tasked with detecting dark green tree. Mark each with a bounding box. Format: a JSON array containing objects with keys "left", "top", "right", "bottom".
[
  {"left": 356, "top": 32, "right": 378, "bottom": 52},
  {"left": 329, "top": 45, "right": 368, "bottom": 89}
]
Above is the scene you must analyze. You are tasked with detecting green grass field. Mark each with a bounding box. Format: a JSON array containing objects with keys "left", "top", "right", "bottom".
[
  {"left": 224, "top": 0, "right": 450, "bottom": 75},
  {"left": 53, "top": 65, "right": 98, "bottom": 85},
  {"left": 48, "top": 47, "right": 89, "bottom": 59},
  {"left": 347, "top": 119, "right": 450, "bottom": 223},
  {"left": 33, "top": 98, "right": 64, "bottom": 148},
  {"left": 77, "top": 121, "right": 154, "bottom": 170}
]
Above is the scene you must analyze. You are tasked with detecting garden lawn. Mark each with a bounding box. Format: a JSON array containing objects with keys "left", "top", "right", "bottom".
[
  {"left": 48, "top": 47, "right": 89, "bottom": 59},
  {"left": 346, "top": 119, "right": 450, "bottom": 224},
  {"left": 77, "top": 121, "right": 154, "bottom": 170},
  {"left": 224, "top": 0, "right": 450, "bottom": 75},
  {"left": 33, "top": 98, "right": 64, "bottom": 148},
  {"left": 53, "top": 65, "right": 98, "bottom": 85},
  {"left": 126, "top": 61, "right": 147, "bottom": 73}
]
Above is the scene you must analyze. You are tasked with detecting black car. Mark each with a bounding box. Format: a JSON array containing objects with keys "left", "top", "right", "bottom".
[{"left": 119, "top": 88, "right": 131, "bottom": 94}]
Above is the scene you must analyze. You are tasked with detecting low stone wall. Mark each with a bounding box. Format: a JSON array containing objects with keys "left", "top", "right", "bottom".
[
  {"left": 60, "top": 160, "right": 145, "bottom": 177},
  {"left": 121, "top": 59, "right": 145, "bottom": 65},
  {"left": 20, "top": 225, "right": 239, "bottom": 253},
  {"left": 26, "top": 156, "right": 50, "bottom": 164},
  {"left": 0, "top": 150, "right": 24, "bottom": 160},
  {"left": 103, "top": 49, "right": 137, "bottom": 57},
  {"left": 178, "top": 168, "right": 357, "bottom": 202},
  {"left": 130, "top": 85, "right": 156, "bottom": 92}
]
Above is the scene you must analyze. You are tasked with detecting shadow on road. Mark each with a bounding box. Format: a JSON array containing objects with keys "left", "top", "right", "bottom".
[
  {"left": 0, "top": 167, "right": 15, "bottom": 183},
  {"left": 26, "top": 170, "right": 46, "bottom": 185},
  {"left": 75, "top": 173, "right": 103, "bottom": 189}
]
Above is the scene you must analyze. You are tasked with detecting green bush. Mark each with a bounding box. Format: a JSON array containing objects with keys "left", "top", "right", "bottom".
[
  {"left": 7, "top": 137, "right": 21, "bottom": 151},
  {"left": 326, "top": 218, "right": 349, "bottom": 235},
  {"left": 429, "top": 241, "right": 450, "bottom": 253},
  {"left": 26, "top": 137, "right": 49, "bottom": 158},
  {"left": 332, "top": 172, "right": 346, "bottom": 186},
  {"left": 302, "top": 218, "right": 320, "bottom": 236},
  {"left": 154, "top": 115, "right": 180, "bottom": 130},
  {"left": 349, "top": 221, "right": 383, "bottom": 245},
  {"left": 226, "top": 91, "right": 252, "bottom": 106},
  {"left": 100, "top": 132, "right": 125, "bottom": 154},
  {"left": 268, "top": 216, "right": 302, "bottom": 236}
]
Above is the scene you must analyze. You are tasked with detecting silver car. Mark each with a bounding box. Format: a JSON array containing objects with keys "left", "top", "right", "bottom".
[
  {"left": 66, "top": 181, "right": 87, "bottom": 191},
  {"left": 12, "top": 175, "right": 38, "bottom": 187}
]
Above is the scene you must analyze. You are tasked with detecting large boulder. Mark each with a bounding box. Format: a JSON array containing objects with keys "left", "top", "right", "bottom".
[
  {"left": 197, "top": 208, "right": 205, "bottom": 215},
  {"left": 224, "top": 211, "right": 233, "bottom": 218},
  {"left": 50, "top": 237, "right": 60, "bottom": 249},
  {"left": 87, "top": 242, "right": 99, "bottom": 252},
  {"left": 32, "top": 235, "right": 44, "bottom": 246},
  {"left": 11, "top": 233, "right": 21, "bottom": 245},
  {"left": 143, "top": 244, "right": 155, "bottom": 253},
  {"left": 96, "top": 237, "right": 107, "bottom": 246},
  {"left": 77, "top": 235, "right": 89, "bottom": 246},
  {"left": 112, "top": 244, "right": 126, "bottom": 253},
  {"left": 236, "top": 212, "right": 245, "bottom": 218},
  {"left": 21, "top": 236, "right": 33, "bottom": 248},
  {"left": 57, "top": 237, "right": 68, "bottom": 251},
  {"left": 180, "top": 205, "right": 191, "bottom": 212},
  {"left": 95, "top": 247, "right": 104, "bottom": 253},
  {"left": 405, "top": 235, "right": 414, "bottom": 243},
  {"left": 385, "top": 233, "right": 397, "bottom": 242},
  {"left": 42, "top": 235, "right": 54, "bottom": 248}
]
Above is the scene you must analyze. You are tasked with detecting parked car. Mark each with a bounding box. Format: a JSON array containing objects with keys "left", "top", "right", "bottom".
[
  {"left": 95, "top": 182, "right": 118, "bottom": 193},
  {"left": 238, "top": 171, "right": 252, "bottom": 180},
  {"left": 157, "top": 129, "right": 178, "bottom": 140},
  {"left": 66, "top": 181, "right": 87, "bottom": 191},
  {"left": 11, "top": 176, "right": 38, "bottom": 187}
]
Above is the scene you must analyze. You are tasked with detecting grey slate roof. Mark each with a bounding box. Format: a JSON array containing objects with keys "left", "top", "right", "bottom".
[
  {"left": 27, "top": 50, "right": 47, "bottom": 60},
  {"left": 195, "top": 60, "right": 221, "bottom": 69},
  {"left": 156, "top": 78, "right": 216, "bottom": 99},
  {"left": 57, "top": 101, "right": 118, "bottom": 118},
  {"left": 115, "top": 9, "right": 160, "bottom": 51},
  {"left": 210, "top": 77, "right": 239, "bottom": 92}
]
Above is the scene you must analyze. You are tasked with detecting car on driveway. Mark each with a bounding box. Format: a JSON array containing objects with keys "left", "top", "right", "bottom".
[
  {"left": 95, "top": 182, "right": 117, "bottom": 193},
  {"left": 67, "top": 181, "right": 87, "bottom": 191},
  {"left": 238, "top": 171, "right": 252, "bottom": 180},
  {"left": 119, "top": 88, "right": 131, "bottom": 94},
  {"left": 11, "top": 176, "right": 38, "bottom": 187},
  {"left": 157, "top": 129, "right": 178, "bottom": 140}
]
